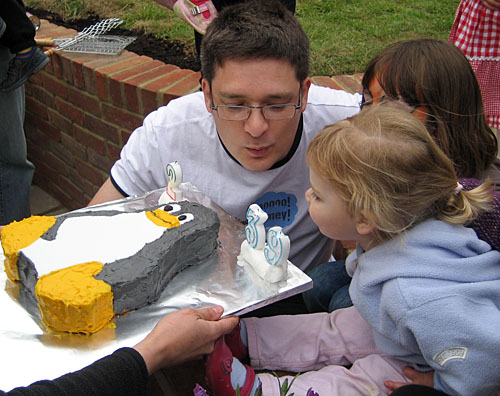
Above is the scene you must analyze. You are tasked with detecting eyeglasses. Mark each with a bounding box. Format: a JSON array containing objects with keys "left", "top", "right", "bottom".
[
  {"left": 359, "top": 91, "right": 371, "bottom": 109},
  {"left": 210, "top": 89, "right": 302, "bottom": 121},
  {"left": 360, "top": 91, "right": 416, "bottom": 114},
  {"left": 360, "top": 90, "right": 389, "bottom": 110}
]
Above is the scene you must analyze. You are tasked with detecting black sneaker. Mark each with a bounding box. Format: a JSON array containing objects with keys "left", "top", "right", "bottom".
[
  {"left": 0, "top": 47, "right": 49, "bottom": 92},
  {"left": 0, "top": 17, "right": 5, "bottom": 38}
]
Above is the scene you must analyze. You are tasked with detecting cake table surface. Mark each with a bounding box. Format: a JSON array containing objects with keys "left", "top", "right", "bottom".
[{"left": 0, "top": 185, "right": 312, "bottom": 391}]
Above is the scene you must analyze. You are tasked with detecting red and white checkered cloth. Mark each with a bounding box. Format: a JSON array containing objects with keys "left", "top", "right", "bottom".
[
  {"left": 449, "top": 0, "right": 500, "bottom": 60},
  {"left": 449, "top": 0, "right": 500, "bottom": 128}
]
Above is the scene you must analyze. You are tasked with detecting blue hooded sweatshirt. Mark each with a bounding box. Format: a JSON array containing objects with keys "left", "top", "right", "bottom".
[{"left": 346, "top": 219, "right": 500, "bottom": 396}]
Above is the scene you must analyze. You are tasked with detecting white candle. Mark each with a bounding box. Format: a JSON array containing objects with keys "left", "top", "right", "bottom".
[
  {"left": 244, "top": 204, "right": 268, "bottom": 250},
  {"left": 264, "top": 226, "right": 290, "bottom": 266},
  {"left": 166, "top": 161, "right": 183, "bottom": 201}
]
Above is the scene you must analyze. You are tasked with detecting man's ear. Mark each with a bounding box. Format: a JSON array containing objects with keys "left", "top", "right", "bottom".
[
  {"left": 300, "top": 77, "right": 312, "bottom": 113},
  {"left": 201, "top": 78, "right": 213, "bottom": 113},
  {"left": 356, "top": 210, "right": 375, "bottom": 236}
]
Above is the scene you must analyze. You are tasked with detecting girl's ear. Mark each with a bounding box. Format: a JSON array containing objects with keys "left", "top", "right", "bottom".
[{"left": 356, "top": 210, "right": 375, "bottom": 236}]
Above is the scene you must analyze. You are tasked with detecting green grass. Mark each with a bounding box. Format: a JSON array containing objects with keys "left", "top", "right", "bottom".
[
  {"left": 25, "top": 0, "right": 460, "bottom": 76},
  {"left": 298, "top": 0, "right": 460, "bottom": 75}
]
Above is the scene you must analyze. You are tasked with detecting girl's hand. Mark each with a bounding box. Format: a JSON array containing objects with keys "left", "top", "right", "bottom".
[
  {"left": 480, "top": 0, "right": 500, "bottom": 10},
  {"left": 384, "top": 366, "right": 434, "bottom": 395}
]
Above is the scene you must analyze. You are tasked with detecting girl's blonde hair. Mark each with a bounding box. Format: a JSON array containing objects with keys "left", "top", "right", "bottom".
[{"left": 306, "top": 103, "right": 493, "bottom": 247}]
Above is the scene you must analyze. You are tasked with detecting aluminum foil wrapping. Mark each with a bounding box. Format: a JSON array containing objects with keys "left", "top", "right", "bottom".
[{"left": 0, "top": 185, "right": 312, "bottom": 391}]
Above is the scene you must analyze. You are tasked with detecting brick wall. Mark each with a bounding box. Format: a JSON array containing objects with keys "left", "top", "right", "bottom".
[{"left": 26, "top": 19, "right": 362, "bottom": 211}]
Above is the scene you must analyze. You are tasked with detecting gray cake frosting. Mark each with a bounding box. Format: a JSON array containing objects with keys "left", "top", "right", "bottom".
[
  {"left": 95, "top": 201, "right": 220, "bottom": 313},
  {"left": 16, "top": 201, "right": 220, "bottom": 316}
]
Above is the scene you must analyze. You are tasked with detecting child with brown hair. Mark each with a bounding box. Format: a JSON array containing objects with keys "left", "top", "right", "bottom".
[
  {"left": 205, "top": 103, "right": 500, "bottom": 396},
  {"left": 360, "top": 39, "right": 498, "bottom": 185}
]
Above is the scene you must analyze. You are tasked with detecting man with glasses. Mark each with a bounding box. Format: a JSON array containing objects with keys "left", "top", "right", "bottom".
[{"left": 89, "top": 0, "right": 360, "bottom": 275}]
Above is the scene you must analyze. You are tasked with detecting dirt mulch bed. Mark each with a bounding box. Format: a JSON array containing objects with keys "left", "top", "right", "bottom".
[{"left": 28, "top": 7, "right": 201, "bottom": 72}]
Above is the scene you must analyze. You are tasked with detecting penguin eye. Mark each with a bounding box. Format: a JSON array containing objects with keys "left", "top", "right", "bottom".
[
  {"left": 162, "top": 204, "right": 181, "bottom": 213},
  {"left": 177, "top": 213, "right": 194, "bottom": 224}
]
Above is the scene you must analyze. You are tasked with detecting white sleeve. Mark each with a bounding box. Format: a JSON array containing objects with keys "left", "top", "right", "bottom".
[{"left": 110, "top": 110, "right": 167, "bottom": 196}]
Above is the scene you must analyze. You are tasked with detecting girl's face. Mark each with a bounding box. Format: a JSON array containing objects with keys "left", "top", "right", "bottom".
[
  {"left": 362, "top": 77, "right": 428, "bottom": 123},
  {"left": 305, "top": 169, "right": 361, "bottom": 243}
]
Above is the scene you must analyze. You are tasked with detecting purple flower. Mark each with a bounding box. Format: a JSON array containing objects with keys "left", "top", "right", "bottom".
[
  {"left": 193, "top": 383, "right": 209, "bottom": 396},
  {"left": 306, "top": 387, "right": 319, "bottom": 396}
]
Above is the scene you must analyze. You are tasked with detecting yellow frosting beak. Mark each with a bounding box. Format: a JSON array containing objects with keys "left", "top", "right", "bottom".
[{"left": 145, "top": 208, "right": 181, "bottom": 228}]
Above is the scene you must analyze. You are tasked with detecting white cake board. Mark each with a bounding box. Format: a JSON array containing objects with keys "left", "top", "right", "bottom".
[{"left": 0, "top": 185, "right": 312, "bottom": 391}]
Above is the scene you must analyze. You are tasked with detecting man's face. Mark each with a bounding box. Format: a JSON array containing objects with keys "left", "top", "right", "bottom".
[{"left": 202, "top": 58, "right": 311, "bottom": 172}]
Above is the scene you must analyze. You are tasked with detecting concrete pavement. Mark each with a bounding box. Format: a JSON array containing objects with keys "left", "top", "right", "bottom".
[{"left": 30, "top": 184, "right": 68, "bottom": 216}]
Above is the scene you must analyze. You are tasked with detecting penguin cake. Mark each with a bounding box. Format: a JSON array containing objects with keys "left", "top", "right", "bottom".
[{"left": 1, "top": 201, "right": 220, "bottom": 334}]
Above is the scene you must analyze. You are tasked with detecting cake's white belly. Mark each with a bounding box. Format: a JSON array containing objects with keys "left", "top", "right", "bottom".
[{"left": 21, "top": 212, "right": 165, "bottom": 277}]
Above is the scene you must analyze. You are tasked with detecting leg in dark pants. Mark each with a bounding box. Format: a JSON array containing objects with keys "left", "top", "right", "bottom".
[
  {"left": 0, "top": 0, "right": 36, "bottom": 53},
  {"left": 0, "top": 45, "right": 34, "bottom": 224},
  {"left": 302, "top": 260, "right": 353, "bottom": 313}
]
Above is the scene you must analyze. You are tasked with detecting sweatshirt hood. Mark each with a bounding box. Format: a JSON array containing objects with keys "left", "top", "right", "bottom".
[{"left": 346, "top": 219, "right": 500, "bottom": 287}]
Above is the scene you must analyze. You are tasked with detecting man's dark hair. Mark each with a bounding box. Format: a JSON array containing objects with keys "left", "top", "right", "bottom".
[{"left": 201, "top": 0, "right": 309, "bottom": 83}]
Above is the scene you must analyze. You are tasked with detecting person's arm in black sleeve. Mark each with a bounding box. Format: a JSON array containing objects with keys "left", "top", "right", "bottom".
[{"left": 2, "top": 347, "right": 149, "bottom": 396}]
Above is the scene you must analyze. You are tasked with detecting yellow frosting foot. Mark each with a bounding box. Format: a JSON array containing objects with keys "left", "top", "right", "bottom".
[{"left": 35, "top": 261, "right": 114, "bottom": 334}]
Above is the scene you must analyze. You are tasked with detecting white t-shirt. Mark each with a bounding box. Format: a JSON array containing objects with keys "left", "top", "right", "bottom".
[{"left": 111, "top": 84, "right": 361, "bottom": 270}]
